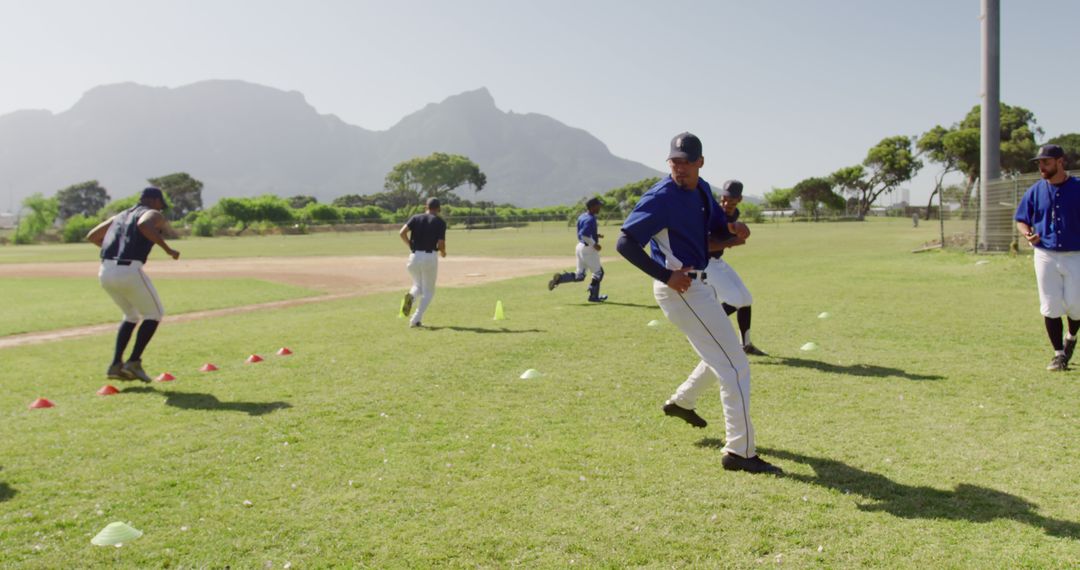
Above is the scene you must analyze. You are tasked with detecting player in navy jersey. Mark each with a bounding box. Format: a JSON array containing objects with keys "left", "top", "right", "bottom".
[
  {"left": 1015, "top": 144, "right": 1080, "bottom": 371},
  {"left": 399, "top": 198, "right": 448, "bottom": 328},
  {"left": 711, "top": 180, "right": 767, "bottom": 356},
  {"left": 548, "top": 197, "right": 607, "bottom": 302},
  {"left": 617, "top": 132, "right": 781, "bottom": 475},
  {"left": 85, "top": 187, "right": 180, "bottom": 382}
]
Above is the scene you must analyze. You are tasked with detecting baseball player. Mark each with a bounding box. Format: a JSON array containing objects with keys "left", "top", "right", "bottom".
[
  {"left": 85, "top": 187, "right": 180, "bottom": 382},
  {"left": 712, "top": 180, "right": 767, "bottom": 356},
  {"left": 548, "top": 197, "right": 607, "bottom": 302},
  {"left": 616, "top": 132, "right": 781, "bottom": 475},
  {"left": 1015, "top": 144, "right": 1080, "bottom": 371},
  {"left": 399, "top": 197, "right": 447, "bottom": 328}
]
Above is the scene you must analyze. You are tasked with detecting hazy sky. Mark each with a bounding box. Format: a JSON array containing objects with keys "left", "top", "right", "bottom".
[{"left": 2, "top": 0, "right": 1078, "bottom": 204}]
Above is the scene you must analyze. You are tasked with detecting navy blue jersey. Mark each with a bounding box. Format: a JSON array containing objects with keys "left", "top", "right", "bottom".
[
  {"left": 577, "top": 212, "right": 599, "bottom": 245},
  {"left": 406, "top": 213, "right": 447, "bottom": 252},
  {"left": 621, "top": 175, "right": 726, "bottom": 271},
  {"left": 1015, "top": 177, "right": 1080, "bottom": 251},
  {"left": 100, "top": 205, "right": 155, "bottom": 263},
  {"left": 710, "top": 207, "right": 739, "bottom": 259}
]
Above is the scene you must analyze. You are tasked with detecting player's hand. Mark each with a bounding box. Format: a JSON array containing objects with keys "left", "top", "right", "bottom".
[
  {"left": 666, "top": 267, "right": 692, "bottom": 293},
  {"left": 1025, "top": 232, "right": 1041, "bottom": 246},
  {"left": 440, "top": 250, "right": 446, "bottom": 258},
  {"left": 168, "top": 248, "right": 180, "bottom": 260},
  {"left": 732, "top": 222, "right": 750, "bottom": 240},
  {"left": 597, "top": 233, "right": 605, "bottom": 239},
  {"left": 594, "top": 244, "right": 602, "bottom": 251}
]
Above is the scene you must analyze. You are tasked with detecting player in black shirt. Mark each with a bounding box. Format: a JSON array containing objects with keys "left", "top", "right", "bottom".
[{"left": 398, "top": 198, "right": 448, "bottom": 327}]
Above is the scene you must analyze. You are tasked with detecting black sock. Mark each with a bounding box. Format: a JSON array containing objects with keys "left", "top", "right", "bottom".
[
  {"left": 128, "top": 320, "right": 160, "bottom": 362},
  {"left": 737, "top": 306, "right": 752, "bottom": 343},
  {"left": 588, "top": 278, "right": 601, "bottom": 299},
  {"left": 1045, "top": 317, "right": 1064, "bottom": 351},
  {"left": 112, "top": 321, "right": 137, "bottom": 365},
  {"left": 722, "top": 303, "right": 737, "bottom": 316},
  {"left": 1069, "top": 318, "right": 1080, "bottom": 338}
]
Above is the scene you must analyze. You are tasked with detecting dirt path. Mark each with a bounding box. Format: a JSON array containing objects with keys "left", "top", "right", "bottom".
[{"left": 0, "top": 255, "right": 570, "bottom": 349}]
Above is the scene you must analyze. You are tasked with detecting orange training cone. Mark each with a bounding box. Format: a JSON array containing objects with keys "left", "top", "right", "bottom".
[
  {"left": 200, "top": 363, "right": 218, "bottom": 372},
  {"left": 155, "top": 372, "right": 176, "bottom": 382},
  {"left": 97, "top": 385, "right": 120, "bottom": 396},
  {"left": 276, "top": 347, "right": 293, "bottom": 356},
  {"left": 246, "top": 354, "right": 264, "bottom": 364},
  {"left": 29, "top": 397, "right": 55, "bottom": 409}
]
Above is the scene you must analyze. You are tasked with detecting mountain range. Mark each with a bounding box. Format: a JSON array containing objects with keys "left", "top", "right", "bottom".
[{"left": 0, "top": 80, "right": 662, "bottom": 209}]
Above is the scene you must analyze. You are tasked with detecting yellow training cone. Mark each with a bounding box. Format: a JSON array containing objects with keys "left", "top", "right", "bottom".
[
  {"left": 493, "top": 300, "right": 506, "bottom": 321},
  {"left": 91, "top": 521, "right": 142, "bottom": 547},
  {"left": 398, "top": 298, "right": 407, "bottom": 318}
]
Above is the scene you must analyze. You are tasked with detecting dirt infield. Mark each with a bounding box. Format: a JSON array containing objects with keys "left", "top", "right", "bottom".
[{"left": 0, "top": 255, "right": 571, "bottom": 348}]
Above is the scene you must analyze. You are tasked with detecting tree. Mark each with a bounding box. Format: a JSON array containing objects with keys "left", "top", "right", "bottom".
[
  {"left": 148, "top": 172, "right": 204, "bottom": 220},
  {"left": 1047, "top": 133, "right": 1080, "bottom": 167},
  {"left": 216, "top": 196, "right": 293, "bottom": 233},
  {"left": 763, "top": 187, "right": 795, "bottom": 209},
  {"left": 792, "top": 177, "right": 843, "bottom": 221},
  {"left": 831, "top": 135, "right": 922, "bottom": 220},
  {"left": 55, "top": 180, "right": 110, "bottom": 220},
  {"left": 333, "top": 191, "right": 413, "bottom": 211},
  {"left": 13, "top": 193, "right": 59, "bottom": 244},
  {"left": 916, "top": 125, "right": 976, "bottom": 218},
  {"left": 383, "top": 153, "right": 487, "bottom": 209},
  {"left": 288, "top": 195, "right": 318, "bottom": 209}
]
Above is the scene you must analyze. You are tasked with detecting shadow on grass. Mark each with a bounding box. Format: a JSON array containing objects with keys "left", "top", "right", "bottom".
[
  {"left": 758, "top": 356, "right": 944, "bottom": 381},
  {"left": 422, "top": 326, "right": 544, "bottom": 334},
  {"left": 122, "top": 387, "right": 291, "bottom": 416},
  {"left": 570, "top": 301, "right": 657, "bottom": 309},
  {"left": 0, "top": 466, "right": 14, "bottom": 503},
  {"left": 763, "top": 448, "right": 1080, "bottom": 540}
]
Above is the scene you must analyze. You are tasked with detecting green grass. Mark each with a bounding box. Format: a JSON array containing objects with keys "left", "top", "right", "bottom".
[
  {"left": 1, "top": 219, "right": 1077, "bottom": 568},
  {"left": 0, "top": 278, "right": 320, "bottom": 336}
]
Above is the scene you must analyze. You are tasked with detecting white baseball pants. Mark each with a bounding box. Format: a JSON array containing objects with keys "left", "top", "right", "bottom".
[
  {"left": 98, "top": 260, "right": 165, "bottom": 322},
  {"left": 407, "top": 251, "right": 439, "bottom": 325},
  {"left": 576, "top": 242, "right": 603, "bottom": 278},
  {"left": 706, "top": 257, "right": 752, "bottom": 308},
  {"left": 1034, "top": 248, "right": 1080, "bottom": 319},
  {"left": 654, "top": 279, "right": 755, "bottom": 458}
]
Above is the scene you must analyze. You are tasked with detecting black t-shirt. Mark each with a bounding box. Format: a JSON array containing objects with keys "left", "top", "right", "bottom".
[
  {"left": 101, "top": 205, "right": 155, "bottom": 263},
  {"left": 709, "top": 207, "right": 739, "bottom": 259},
  {"left": 406, "top": 213, "right": 447, "bottom": 252}
]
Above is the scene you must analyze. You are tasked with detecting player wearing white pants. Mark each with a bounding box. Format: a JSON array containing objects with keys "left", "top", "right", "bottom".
[
  {"left": 617, "top": 131, "right": 780, "bottom": 474},
  {"left": 86, "top": 187, "right": 180, "bottom": 382},
  {"left": 406, "top": 251, "right": 439, "bottom": 326},
  {"left": 549, "top": 198, "right": 607, "bottom": 302},
  {"left": 399, "top": 198, "right": 448, "bottom": 328},
  {"left": 1015, "top": 144, "right": 1080, "bottom": 371}
]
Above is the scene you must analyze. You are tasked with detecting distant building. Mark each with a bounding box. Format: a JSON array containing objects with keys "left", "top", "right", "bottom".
[{"left": 0, "top": 212, "right": 16, "bottom": 229}]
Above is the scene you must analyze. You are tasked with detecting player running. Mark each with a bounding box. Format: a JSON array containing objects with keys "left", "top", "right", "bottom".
[
  {"left": 548, "top": 197, "right": 607, "bottom": 302},
  {"left": 711, "top": 180, "right": 767, "bottom": 356},
  {"left": 616, "top": 132, "right": 781, "bottom": 475},
  {"left": 399, "top": 198, "right": 447, "bottom": 328},
  {"left": 86, "top": 187, "right": 180, "bottom": 382}
]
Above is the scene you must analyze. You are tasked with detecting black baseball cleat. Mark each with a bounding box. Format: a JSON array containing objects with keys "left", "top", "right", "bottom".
[
  {"left": 743, "top": 343, "right": 768, "bottom": 356},
  {"left": 107, "top": 363, "right": 135, "bottom": 381},
  {"left": 121, "top": 360, "right": 152, "bottom": 383},
  {"left": 401, "top": 292, "right": 414, "bottom": 316},
  {"left": 587, "top": 295, "right": 608, "bottom": 303},
  {"left": 1047, "top": 354, "right": 1068, "bottom": 371},
  {"left": 1065, "top": 337, "right": 1077, "bottom": 366},
  {"left": 721, "top": 453, "right": 783, "bottom": 475},
  {"left": 662, "top": 403, "right": 707, "bottom": 428},
  {"left": 548, "top": 273, "right": 560, "bottom": 291},
  {"left": 410, "top": 321, "right": 423, "bottom": 329}
]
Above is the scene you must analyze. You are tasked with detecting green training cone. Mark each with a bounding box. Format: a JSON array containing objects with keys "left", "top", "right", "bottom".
[
  {"left": 91, "top": 521, "right": 143, "bottom": 547},
  {"left": 493, "top": 300, "right": 506, "bottom": 321},
  {"left": 800, "top": 342, "right": 819, "bottom": 351},
  {"left": 398, "top": 297, "right": 407, "bottom": 318}
]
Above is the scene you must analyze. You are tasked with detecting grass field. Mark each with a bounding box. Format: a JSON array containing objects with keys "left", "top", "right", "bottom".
[{"left": 1, "top": 219, "right": 1077, "bottom": 568}]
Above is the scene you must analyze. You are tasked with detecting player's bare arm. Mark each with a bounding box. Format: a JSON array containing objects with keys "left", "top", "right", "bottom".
[
  {"left": 437, "top": 239, "right": 446, "bottom": 258},
  {"left": 399, "top": 225, "right": 412, "bottom": 249},
  {"left": 137, "top": 210, "right": 180, "bottom": 259},
  {"left": 85, "top": 216, "right": 116, "bottom": 247}
]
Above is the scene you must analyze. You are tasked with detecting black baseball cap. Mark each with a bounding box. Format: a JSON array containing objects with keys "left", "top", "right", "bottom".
[
  {"left": 668, "top": 132, "right": 702, "bottom": 162},
  {"left": 141, "top": 187, "right": 164, "bottom": 201},
  {"left": 426, "top": 197, "right": 441, "bottom": 208},
  {"left": 586, "top": 197, "right": 603, "bottom": 208},
  {"left": 1033, "top": 144, "right": 1065, "bottom": 161},
  {"left": 720, "top": 180, "right": 743, "bottom": 199}
]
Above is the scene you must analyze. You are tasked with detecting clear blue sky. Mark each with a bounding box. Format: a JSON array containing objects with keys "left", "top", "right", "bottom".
[{"left": 2, "top": 0, "right": 1078, "bottom": 204}]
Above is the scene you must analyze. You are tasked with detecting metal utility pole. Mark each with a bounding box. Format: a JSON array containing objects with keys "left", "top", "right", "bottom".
[{"left": 979, "top": 0, "right": 1000, "bottom": 251}]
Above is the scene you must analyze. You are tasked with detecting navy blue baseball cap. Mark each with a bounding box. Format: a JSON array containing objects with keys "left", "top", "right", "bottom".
[
  {"left": 1033, "top": 144, "right": 1065, "bottom": 161},
  {"left": 720, "top": 180, "right": 744, "bottom": 199},
  {"left": 141, "top": 187, "right": 165, "bottom": 201},
  {"left": 668, "top": 132, "right": 702, "bottom": 162}
]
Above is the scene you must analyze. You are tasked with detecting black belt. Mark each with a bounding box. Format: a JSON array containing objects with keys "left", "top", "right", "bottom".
[
  {"left": 687, "top": 271, "right": 708, "bottom": 280},
  {"left": 103, "top": 258, "right": 134, "bottom": 266},
  {"left": 412, "top": 249, "right": 434, "bottom": 253}
]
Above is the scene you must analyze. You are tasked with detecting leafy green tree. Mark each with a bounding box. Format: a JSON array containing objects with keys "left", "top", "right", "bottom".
[
  {"left": 383, "top": 153, "right": 487, "bottom": 208},
  {"left": 763, "top": 187, "right": 795, "bottom": 209},
  {"left": 14, "top": 193, "right": 59, "bottom": 244},
  {"left": 288, "top": 195, "right": 318, "bottom": 209},
  {"left": 216, "top": 195, "right": 293, "bottom": 233},
  {"left": 598, "top": 177, "right": 661, "bottom": 214},
  {"left": 831, "top": 135, "right": 922, "bottom": 220},
  {"left": 1047, "top": 133, "right": 1080, "bottom": 167},
  {"left": 793, "top": 177, "right": 843, "bottom": 221},
  {"left": 148, "top": 172, "right": 204, "bottom": 220},
  {"left": 301, "top": 203, "right": 343, "bottom": 224},
  {"left": 55, "top": 180, "right": 110, "bottom": 220},
  {"left": 61, "top": 214, "right": 102, "bottom": 243},
  {"left": 916, "top": 125, "right": 975, "bottom": 218}
]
